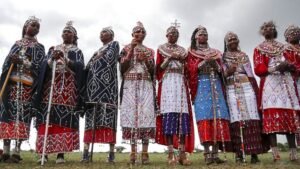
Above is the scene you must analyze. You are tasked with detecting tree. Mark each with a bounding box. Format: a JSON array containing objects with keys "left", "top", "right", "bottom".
[
  {"left": 277, "top": 143, "right": 288, "bottom": 152},
  {"left": 115, "top": 146, "right": 126, "bottom": 153}
]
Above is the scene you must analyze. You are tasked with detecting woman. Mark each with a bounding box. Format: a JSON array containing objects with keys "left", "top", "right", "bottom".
[
  {"left": 119, "top": 22, "right": 156, "bottom": 165},
  {"left": 223, "top": 32, "right": 268, "bottom": 163},
  {"left": 82, "top": 27, "right": 119, "bottom": 163},
  {"left": 35, "top": 21, "right": 84, "bottom": 164},
  {"left": 155, "top": 25, "right": 194, "bottom": 166},
  {"left": 283, "top": 25, "right": 300, "bottom": 155},
  {"left": 0, "top": 16, "right": 45, "bottom": 163},
  {"left": 187, "top": 25, "right": 230, "bottom": 165},
  {"left": 253, "top": 21, "right": 299, "bottom": 161}
]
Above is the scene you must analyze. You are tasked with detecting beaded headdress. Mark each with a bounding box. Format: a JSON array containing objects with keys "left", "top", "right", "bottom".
[
  {"left": 24, "top": 16, "right": 41, "bottom": 27},
  {"left": 260, "top": 21, "right": 276, "bottom": 35},
  {"left": 132, "top": 21, "right": 146, "bottom": 34},
  {"left": 224, "top": 31, "right": 239, "bottom": 45},
  {"left": 63, "top": 21, "right": 77, "bottom": 36},
  {"left": 101, "top": 26, "right": 114, "bottom": 38},
  {"left": 284, "top": 25, "right": 300, "bottom": 41},
  {"left": 195, "top": 25, "right": 207, "bottom": 38}
]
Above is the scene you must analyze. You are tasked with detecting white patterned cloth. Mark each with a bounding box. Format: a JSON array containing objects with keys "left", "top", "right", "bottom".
[
  {"left": 120, "top": 78, "right": 155, "bottom": 128},
  {"left": 160, "top": 62, "right": 188, "bottom": 114},
  {"left": 262, "top": 73, "right": 300, "bottom": 110},
  {"left": 226, "top": 82, "right": 260, "bottom": 123},
  {"left": 128, "top": 62, "right": 146, "bottom": 73}
]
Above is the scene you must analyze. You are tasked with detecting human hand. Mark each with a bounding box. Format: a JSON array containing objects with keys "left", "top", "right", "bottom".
[
  {"left": 10, "top": 54, "right": 23, "bottom": 64},
  {"left": 52, "top": 50, "right": 64, "bottom": 60},
  {"left": 137, "top": 52, "right": 146, "bottom": 62}
]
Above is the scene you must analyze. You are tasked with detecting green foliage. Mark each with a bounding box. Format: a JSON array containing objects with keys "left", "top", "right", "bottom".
[
  {"left": 277, "top": 143, "right": 289, "bottom": 152},
  {"left": 115, "top": 146, "right": 126, "bottom": 153},
  {"left": 194, "top": 147, "right": 203, "bottom": 153}
]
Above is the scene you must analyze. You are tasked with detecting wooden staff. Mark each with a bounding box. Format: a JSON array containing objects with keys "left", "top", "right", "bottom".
[
  {"left": 210, "top": 60, "right": 227, "bottom": 161},
  {"left": 90, "top": 103, "right": 97, "bottom": 162},
  {"left": 209, "top": 67, "right": 218, "bottom": 145},
  {"left": 84, "top": 102, "right": 117, "bottom": 162},
  {"left": 0, "top": 64, "right": 14, "bottom": 101},
  {"left": 133, "top": 46, "right": 139, "bottom": 164},
  {"left": 178, "top": 62, "right": 185, "bottom": 159}
]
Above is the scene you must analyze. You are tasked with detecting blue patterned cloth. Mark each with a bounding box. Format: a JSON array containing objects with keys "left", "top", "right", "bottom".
[
  {"left": 194, "top": 74, "right": 230, "bottom": 121},
  {"left": 84, "top": 41, "right": 119, "bottom": 131},
  {"left": 162, "top": 113, "right": 190, "bottom": 135}
]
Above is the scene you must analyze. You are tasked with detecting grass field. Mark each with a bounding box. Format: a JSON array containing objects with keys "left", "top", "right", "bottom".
[{"left": 0, "top": 151, "right": 300, "bottom": 169}]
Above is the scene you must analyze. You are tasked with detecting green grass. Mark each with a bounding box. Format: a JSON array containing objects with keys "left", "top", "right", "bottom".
[{"left": 0, "top": 152, "right": 299, "bottom": 169}]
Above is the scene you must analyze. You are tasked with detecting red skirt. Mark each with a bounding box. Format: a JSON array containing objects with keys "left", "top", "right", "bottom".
[
  {"left": 84, "top": 127, "right": 116, "bottom": 144},
  {"left": 197, "top": 119, "right": 231, "bottom": 143},
  {"left": 122, "top": 128, "right": 155, "bottom": 140},
  {"left": 0, "top": 122, "right": 29, "bottom": 139},
  {"left": 262, "top": 108, "right": 299, "bottom": 134},
  {"left": 36, "top": 124, "right": 79, "bottom": 154},
  {"left": 0, "top": 84, "right": 32, "bottom": 140},
  {"left": 230, "top": 120, "right": 269, "bottom": 155}
]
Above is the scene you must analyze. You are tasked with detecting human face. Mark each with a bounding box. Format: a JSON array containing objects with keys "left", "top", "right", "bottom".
[
  {"left": 227, "top": 38, "right": 239, "bottom": 51},
  {"left": 287, "top": 35, "right": 300, "bottom": 45},
  {"left": 100, "top": 31, "right": 112, "bottom": 44},
  {"left": 132, "top": 28, "right": 146, "bottom": 43},
  {"left": 196, "top": 33, "right": 208, "bottom": 44},
  {"left": 62, "top": 29, "right": 74, "bottom": 44},
  {"left": 167, "top": 31, "right": 178, "bottom": 44},
  {"left": 25, "top": 21, "right": 40, "bottom": 37},
  {"left": 263, "top": 25, "right": 276, "bottom": 39}
]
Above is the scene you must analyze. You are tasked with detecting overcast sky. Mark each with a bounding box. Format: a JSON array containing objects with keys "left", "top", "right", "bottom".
[{"left": 0, "top": 0, "right": 299, "bottom": 152}]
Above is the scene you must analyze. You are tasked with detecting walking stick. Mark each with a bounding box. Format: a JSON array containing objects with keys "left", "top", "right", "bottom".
[
  {"left": 133, "top": 48, "right": 139, "bottom": 165},
  {"left": 41, "top": 60, "right": 57, "bottom": 166},
  {"left": 209, "top": 60, "right": 227, "bottom": 161},
  {"left": 15, "top": 47, "right": 27, "bottom": 158},
  {"left": 233, "top": 72, "right": 246, "bottom": 163},
  {"left": 85, "top": 102, "right": 116, "bottom": 162},
  {"left": 177, "top": 61, "right": 186, "bottom": 163},
  {"left": 209, "top": 67, "right": 217, "bottom": 145},
  {"left": 177, "top": 60, "right": 185, "bottom": 154},
  {"left": 0, "top": 64, "right": 14, "bottom": 101},
  {"left": 215, "top": 63, "right": 227, "bottom": 161},
  {"left": 89, "top": 102, "right": 97, "bottom": 162},
  {"left": 15, "top": 64, "right": 22, "bottom": 159}
]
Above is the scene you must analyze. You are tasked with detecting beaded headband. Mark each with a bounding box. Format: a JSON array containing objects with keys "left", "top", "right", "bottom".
[
  {"left": 132, "top": 21, "right": 146, "bottom": 34},
  {"left": 195, "top": 25, "right": 208, "bottom": 38},
  {"left": 224, "top": 31, "right": 239, "bottom": 45},
  {"left": 260, "top": 21, "right": 276, "bottom": 35},
  {"left": 24, "top": 16, "right": 41, "bottom": 27},
  {"left": 63, "top": 21, "right": 77, "bottom": 36},
  {"left": 166, "top": 26, "right": 179, "bottom": 35},
  {"left": 101, "top": 26, "right": 114, "bottom": 38},
  {"left": 284, "top": 25, "right": 300, "bottom": 41}
]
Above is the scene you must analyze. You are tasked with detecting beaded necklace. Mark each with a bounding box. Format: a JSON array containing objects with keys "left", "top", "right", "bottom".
[{"left": 257, "top": 40, "right": 284, "bottom": 56}]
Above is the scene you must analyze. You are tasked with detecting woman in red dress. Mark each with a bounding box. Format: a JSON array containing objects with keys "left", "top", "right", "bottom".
[{"left": 253, "top": 21, "right": 299, "bottom": 162}]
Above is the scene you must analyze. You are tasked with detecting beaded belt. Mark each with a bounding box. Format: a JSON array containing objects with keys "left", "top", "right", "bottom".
[
  {"left": 199, "top": 67, "right": 216, "bottom": 74},
  {"left": 124, "top": 73, "right": 150, "bottom": 80},
  {"left": 166, "top": 68, "right": 183, "bottom": 74},
  {"left": 226, "top": 75, "right": 249, "bottom": 85}
]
